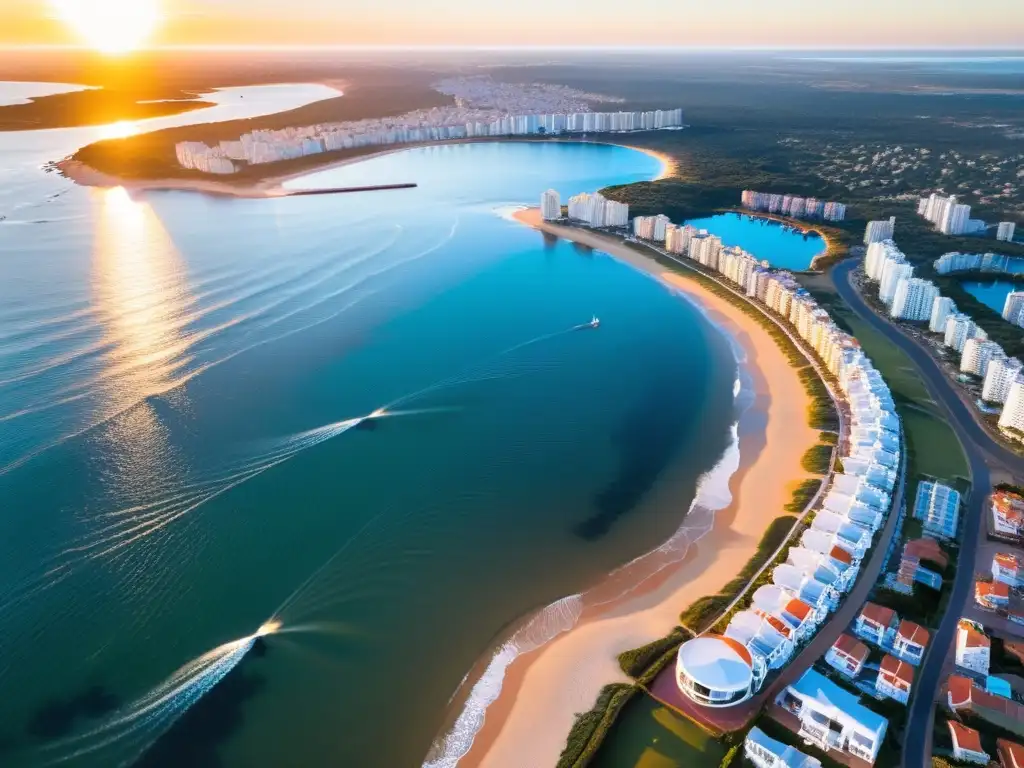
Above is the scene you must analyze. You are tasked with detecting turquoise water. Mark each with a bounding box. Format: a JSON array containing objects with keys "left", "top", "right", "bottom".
[
  {"left": 0, "top": 131, "right": 745, "bottom": 768},
  {"left": 685, "top": 212, "right": 826, "bottom": 271},
  {"left": 962, "top": 279, "right": 1018, "bottom": 314}
]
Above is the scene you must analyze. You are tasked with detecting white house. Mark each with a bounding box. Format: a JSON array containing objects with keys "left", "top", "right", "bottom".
[
  {"left": 892, "top": 620, "right": 930, "bottom": 665},
  {"left": 675, "top": 635, "right": 759, "bottom": 707},
  {"left": 855, "top": 602, "right": 899, "bottom": 646},
  {"left": 751, "top": 585, "right": 820, "bottom": 640},
  {"left": 994, "top": 552, "right": 1024, "bottom": 588},
  {"left": 948, "top": 722, "right": 990, "bottom": 765},
  {"left": 772, "top": 564, "right": 838, "bottom": 614},
  {"left": 955, "top": 619, "right": 991, "bottom": 675},
  {"left": 724, "top": 611, "right": 795, "bottom": 671},
  {"left": 744, "top": 726, "right": 823, "bottom": 768},
  {"left": 825, "top": 633, "right": 870, "bottom": 678},
  {"left": 787, "top": 547, "right": 857, "bottom": 594},
  {"left": 775, "top": 669, "right": 888, "bottom": 764},
  {"left": 876, "top": 654, "right": 914, "bottom": 704}
]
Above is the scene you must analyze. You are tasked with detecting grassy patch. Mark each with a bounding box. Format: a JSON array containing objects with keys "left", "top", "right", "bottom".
[
  {"left": 557, "top": 683, "right": 639, "bottom": 768},
  {"left": 618, "top": 628, "right": 691, "bottom": 680},
  {"left": 785, "top": 479, "right": 822, "bottom": 513},
  {"left": 679, "top": 516, "right": 797, "bottom": 633},
  {"left": 590, "top": 695, "right": 727, "bottom": 768}
]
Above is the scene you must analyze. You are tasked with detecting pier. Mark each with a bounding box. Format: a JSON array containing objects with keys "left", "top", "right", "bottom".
[{"left": 281, "top": 183, "right": 417, "bottom": 197}]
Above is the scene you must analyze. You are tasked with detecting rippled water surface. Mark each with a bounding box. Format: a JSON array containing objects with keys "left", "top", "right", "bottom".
[{"left": 1, "top": 102, "right": 745, "bottom": 768}]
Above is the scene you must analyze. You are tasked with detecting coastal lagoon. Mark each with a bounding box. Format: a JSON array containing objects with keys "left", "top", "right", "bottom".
[
  {"left": 685, "top": 212, "right": 826, "bottom": 271},
  {"left": 962, "top": 279, "right": 1020, "bottom": 314}
]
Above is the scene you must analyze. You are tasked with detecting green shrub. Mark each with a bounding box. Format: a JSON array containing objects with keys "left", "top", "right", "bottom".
[
  {"left": 618, "top": 627, "right": 690, "bottom": 678},
  {"left": 801, "top": 444, "right": 833, "bottom": 474},
  {"left": 556, "top": 683, "right": 637, "bottom": 768}
]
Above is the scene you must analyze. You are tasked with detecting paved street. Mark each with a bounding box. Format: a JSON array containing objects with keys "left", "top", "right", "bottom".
[{"left": 831, "top": 260, "right": 999, "bottom": 768}]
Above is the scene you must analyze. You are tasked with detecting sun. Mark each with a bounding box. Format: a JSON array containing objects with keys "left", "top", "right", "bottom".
[{"left": 52, "top": 0, "right": 162, "bottom": 54}]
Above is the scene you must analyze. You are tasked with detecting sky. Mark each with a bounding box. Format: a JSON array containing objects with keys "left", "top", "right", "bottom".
[{"left": 6, "top": 0, "right": 1024, "bottom": 49}]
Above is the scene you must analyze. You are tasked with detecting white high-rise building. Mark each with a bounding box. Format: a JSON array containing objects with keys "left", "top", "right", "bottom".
[
  {"left": 879, "top": 261, "right": 914, "bottom": 305},
  {"left": 864, "top": 217, "right": 896, "bottom": 245},
  {"left": 890, "top": 278, "right": 939, "bottom": 321},
  {"left": 960, "top": 339, "right": 1004, "bottom": 377},
  {"left": 940, "top": 203, "right": 972, "bottom": 236},
  {"left": 1002, "top": 292, "right": 1024, "bottom": 328},
  {"left": 865, "top": 240, "right": 906, "bottom": 283},
  {"left": 540, "top": 189, "right": 561, "bottom": 221},
  {"left": 944, "top": 313, "right": 986, "bottom": 352},
  {"left": 983, "top": 357, "right": 1023, "bottom": 404},
  {"left": 929, "top": 297, "right": 957, "bottom": 333},
  {"left": 567, "top": 192, "right": 628, "bottom": 228},
  {"left": 998, "top": 378, "right": 1024, "bottom": 437},
  {"left": 997, "top": 222, "right": 1016, "bottom": 242}
]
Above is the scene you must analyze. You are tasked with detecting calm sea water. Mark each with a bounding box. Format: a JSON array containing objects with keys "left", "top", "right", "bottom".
[
  {"left": 685, "top": 212, "right": 825, "bottom": 271},
  {"left": 0, "top": 83, "right": 753, "bottom": 768}
]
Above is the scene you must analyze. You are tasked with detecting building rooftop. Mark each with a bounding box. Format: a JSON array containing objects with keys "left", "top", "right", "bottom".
[
  {"left": 830, "top": 546, "right": 854, "bottom": 566},
  {"left": 833, "top": 633, "right": 869, "bottom": 662},
  {"left": 880, "top": 654, "right": 916, "bottom": 685},
  {"left": 948, "top": 722, "right": 985, "bottom": 755},
  {"left": 860, "top": 601, "right": 897, "bottom": 627},
  {"left": 786, "top": 669, "right": 887, "bottom": 736},
  {"left": 903, "top": 538, "right": 949, "bottom": 569},
  {"left": 996, "top": 552, "right": 1023, "bottom": 570},
  {"left": 949, "top": 675, "right": 974, "bottom": 708},
  {"left": 977, "top": 580, "right": 1011, "bottom": 601},
  {"left": 997, "top": 738, "right": 1024, "bottom": 768},
  {"left": 897, "top": 620, "right": 930, "bottom": 647},
  {"left": 958, "top": 620, "right": 991, "bottom": 649},
  {"left": 677, "top": 636, "right": 754, "bottom": 693}
]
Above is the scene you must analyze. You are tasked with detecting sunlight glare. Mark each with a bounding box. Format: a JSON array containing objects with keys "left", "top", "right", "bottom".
[{"left": 52, "top": 0, "right": 162, "bottom": 54}]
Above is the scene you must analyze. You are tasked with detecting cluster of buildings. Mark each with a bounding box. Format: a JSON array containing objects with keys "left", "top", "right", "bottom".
[
  {"left": 609, "top": 202, "right": 903, "bottom": 729},
  {"left": 918, "top": 193, "right": 979, "bottom": 236},
  {"left": 863, "top": 242, "right": 1024, "bottom": 438},
  {"left": 740, "top": 190, "right": 847, "bottom": 222},
  {"left": 175, "top": 106, "right": 685, "bottom": 174},
  {"left": 933, "top": 251, "right": 1020, "bottom": 275},
  {"left": 918, "top": 194, "right": 1017, "bottom": 241},
  {"left": 563, "top": 191, "right": 629, "bottom": 229},
  {"left": 864, "top": 217, "right": 896, "bottom": 245}
]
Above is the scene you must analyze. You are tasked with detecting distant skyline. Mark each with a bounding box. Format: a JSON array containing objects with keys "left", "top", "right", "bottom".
[{"left": 6, "top": 0, "right": 1024, "bottom": 50}]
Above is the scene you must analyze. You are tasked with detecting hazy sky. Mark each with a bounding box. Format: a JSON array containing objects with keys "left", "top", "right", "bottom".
[{"left": 7, "top": 0, "right": 1024, "bottom": 48}]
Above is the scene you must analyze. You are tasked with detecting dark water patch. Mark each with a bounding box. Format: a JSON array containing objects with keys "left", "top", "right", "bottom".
[
  {"left": 574, "top": 375, "right": 691, "bottom": 541},
  {"left": 26, "top": 685, "right": 121, "bottom": 741},
  {"left": 572, "top": 242, "right": 595, "bottom": 257},
  {"left": 133, "top": 642, "right": 267, "bottom": 768}
]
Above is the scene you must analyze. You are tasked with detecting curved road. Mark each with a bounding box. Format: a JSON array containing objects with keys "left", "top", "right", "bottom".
[{"left": 831, "top": 259, "right": 1002, "bottom": 768}]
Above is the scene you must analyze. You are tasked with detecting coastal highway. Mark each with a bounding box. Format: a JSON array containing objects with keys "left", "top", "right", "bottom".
[
  {"left": 830, "top": 259, "right": 1000, "bottom": 768},
  {"left": 832, "top": 260, "right": 1024, "bottom": 477}
]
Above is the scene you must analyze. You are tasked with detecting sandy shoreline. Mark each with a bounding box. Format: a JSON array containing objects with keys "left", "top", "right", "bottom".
[
  {"left": 57, "top": 138, "right": 676, "bottom": 198},
  {"left": 427, "top": 208, "right": 820, "bottom": 768}
]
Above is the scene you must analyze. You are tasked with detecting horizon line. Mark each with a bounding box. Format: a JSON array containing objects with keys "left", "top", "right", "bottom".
[{"left": 2, "top": 44, "right": 1023, "bottom": 53}]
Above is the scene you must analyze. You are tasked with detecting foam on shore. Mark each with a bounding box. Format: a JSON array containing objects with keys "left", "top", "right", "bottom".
[{"left": 423, "top": 360, "right": 747, "bottom": 768}]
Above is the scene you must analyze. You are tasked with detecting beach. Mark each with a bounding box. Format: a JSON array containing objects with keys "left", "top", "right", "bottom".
[
  {"left": 57, "top": 139, "right": 676, "bottom": 198},
  {"left": 438, "top": 208, "right": 821, "bottom": 768}
]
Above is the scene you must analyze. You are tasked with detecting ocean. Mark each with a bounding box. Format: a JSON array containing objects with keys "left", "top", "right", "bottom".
[{"left": 0, "top": 86, "right": 750, "bottom": 768}]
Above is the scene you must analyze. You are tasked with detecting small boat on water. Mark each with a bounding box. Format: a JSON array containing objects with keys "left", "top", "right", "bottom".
[{"left": 590, "top": 316, "right": 600, "bottom": 329}]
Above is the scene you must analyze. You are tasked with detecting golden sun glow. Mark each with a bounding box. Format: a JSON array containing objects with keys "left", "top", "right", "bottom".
[{"left": 52, "top": 0, "right": 162, "bottom": 54}]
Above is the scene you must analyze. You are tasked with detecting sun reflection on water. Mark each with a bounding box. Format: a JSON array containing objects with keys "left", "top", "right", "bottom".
[{"left": 96, "top": 120, "right": 141, "bottom": 141}]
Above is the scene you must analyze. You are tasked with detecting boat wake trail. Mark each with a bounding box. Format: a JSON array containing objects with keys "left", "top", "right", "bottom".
[
  {"left": 20, "top": 622, "right": 282, "bottom": 768},
  {"left": 0, "top": 415, "right": 373, "bottom": 619}
]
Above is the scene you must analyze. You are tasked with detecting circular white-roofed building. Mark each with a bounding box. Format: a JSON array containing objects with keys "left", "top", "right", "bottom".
[{"left": 675, "top": 635, "right": 756, "bottom": 707}]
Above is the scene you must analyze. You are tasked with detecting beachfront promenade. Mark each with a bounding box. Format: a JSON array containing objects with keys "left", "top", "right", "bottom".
[
  {"left": 612, "top": 232, "right": 907, "bottom": 731},
  {"left": 517, "top": 209, "right": 905, "bottom": 732}
]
